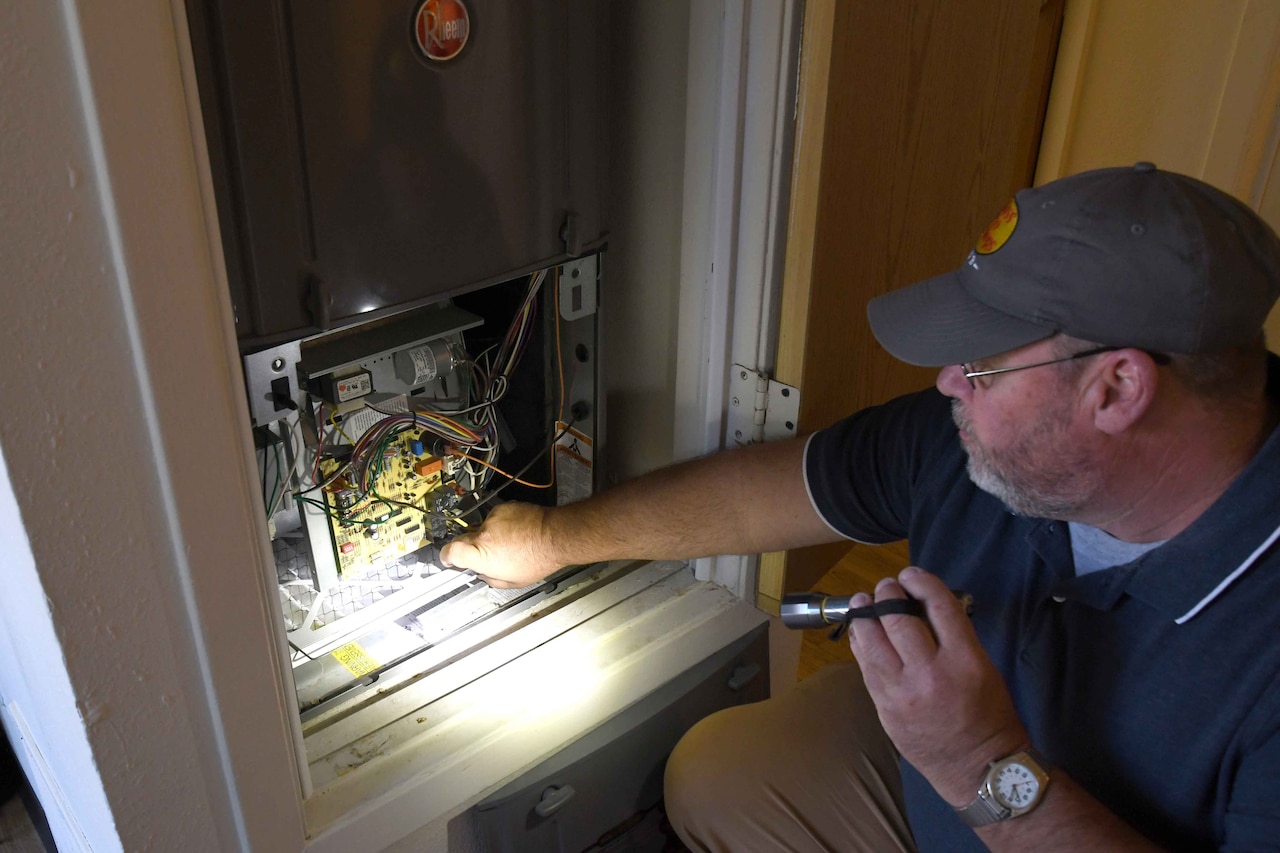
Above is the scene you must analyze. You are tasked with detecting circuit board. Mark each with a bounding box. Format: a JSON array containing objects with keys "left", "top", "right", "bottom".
[{"left": 318, "top": 430, "right": 460, "bottom": 578}]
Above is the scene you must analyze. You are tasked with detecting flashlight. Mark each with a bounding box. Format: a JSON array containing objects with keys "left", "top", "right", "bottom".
[{"left": 780, "top": 590, "right": 974, "bottom": 640}]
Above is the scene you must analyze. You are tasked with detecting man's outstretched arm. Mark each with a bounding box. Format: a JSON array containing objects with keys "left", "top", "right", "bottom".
[{"left": 440, "top": 436, "right": 842, "bottom": 587}]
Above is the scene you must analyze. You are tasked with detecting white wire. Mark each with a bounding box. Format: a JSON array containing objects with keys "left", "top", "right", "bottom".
[{"left": 267, "top": 414, "right": 302, "bottom": 517}]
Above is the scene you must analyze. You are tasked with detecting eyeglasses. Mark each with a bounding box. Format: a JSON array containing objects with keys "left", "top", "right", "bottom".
[{"left": 961, "top": 346, "right": 1170, "bottom": 389}]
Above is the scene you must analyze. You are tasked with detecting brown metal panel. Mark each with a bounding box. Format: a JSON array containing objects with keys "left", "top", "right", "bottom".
[{"left": 188, "top": 0, "right": 608, "bottom": 347}]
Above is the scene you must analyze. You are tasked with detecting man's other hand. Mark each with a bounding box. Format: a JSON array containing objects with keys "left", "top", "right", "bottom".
[
  {"left": 438, "top": 502, "right": 561, "bottom": 588},
  {"left": 848, "top": 566, "right": 1030, "bottom": 807}
]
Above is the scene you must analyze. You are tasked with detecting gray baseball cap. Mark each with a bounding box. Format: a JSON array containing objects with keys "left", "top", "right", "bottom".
[{"left": 867, "top": 162, "right": 1280, "bottom": 366}]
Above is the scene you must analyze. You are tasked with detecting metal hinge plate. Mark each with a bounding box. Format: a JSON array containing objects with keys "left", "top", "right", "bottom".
[{"left": 727, "top": 364, "right": 800, "bottom": 447}]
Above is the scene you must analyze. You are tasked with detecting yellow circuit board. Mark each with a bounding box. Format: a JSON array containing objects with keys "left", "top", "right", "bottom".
[{"left": 318, "top": 431, "right": 451, "bottom": 578}]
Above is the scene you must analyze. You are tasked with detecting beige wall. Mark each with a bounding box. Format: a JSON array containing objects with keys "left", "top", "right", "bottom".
[
  {"left": 1036, "top": 0, "right": 1280, "bottom": 343},
  {"left": 601, "top": 1, "right": 691, "bottom": 483}
]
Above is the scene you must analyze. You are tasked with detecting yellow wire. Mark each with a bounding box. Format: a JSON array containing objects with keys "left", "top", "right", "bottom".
[
  {"left": 555, "top": 266, "right": 566, "bottom": 426},
  {"left": 547, "top": 265, "right": 567, "bottom": 484},
  {"left": 329, "top": 406, "right": 356, "bottom": 446},
  {"left": 501, "top": 265, "right": 568, "bottom": 490}
]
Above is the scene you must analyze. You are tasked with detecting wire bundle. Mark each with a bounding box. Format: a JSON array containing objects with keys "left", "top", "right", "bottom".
[
  {"left": 284, "top": 268, "right": 562, "bottom": 526},
  {"left": 347, "top": 409, "right": 483, "bottom": 494},
  {"left": 491, "top": 269, "right": 545, "bottom": 381},
  {"left": 463, "top": 269, "right": 548, "bottom": 488}
]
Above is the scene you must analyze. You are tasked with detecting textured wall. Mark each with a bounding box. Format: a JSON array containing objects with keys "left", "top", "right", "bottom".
[
  {"left": 0, "top": 1, "right": 303, "bottom": 850},
  {"left": 0, "top": 2, "right": 204, "bottom": 849}
]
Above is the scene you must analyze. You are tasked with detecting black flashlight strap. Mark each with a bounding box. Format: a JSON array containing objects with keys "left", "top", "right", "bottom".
[{"left": 828, "top": 598, "right": 926, "bottom": 641}]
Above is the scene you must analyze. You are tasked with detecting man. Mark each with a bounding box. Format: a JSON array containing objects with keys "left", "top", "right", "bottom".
[{"left": 442, "top": 164, "right": 1280, "bottom": 849}]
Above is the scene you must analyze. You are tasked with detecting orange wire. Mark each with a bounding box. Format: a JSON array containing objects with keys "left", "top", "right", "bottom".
[
  {"left": 551, "top": 265, "right": 566, "bottom": 469},
  {"left": 498, "top": 265, "right": 568, "bottom": 490},
  {"left": 451, "top": 449, "right": 553, "bottom": 489},
  {"left": 542, "top": 265, "right": 569, "bottom": 486},
  {"left": 469, "top": 267, "right": 568, "bottom": 492}
]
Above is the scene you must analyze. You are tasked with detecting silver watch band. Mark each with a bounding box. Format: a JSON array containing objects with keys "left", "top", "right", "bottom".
[
  {"left": 954, "top": 790, "right": 1008, "bottom": 827},
  {"left": 954, "top": 746, "right": 1051, "bottom": 828}
]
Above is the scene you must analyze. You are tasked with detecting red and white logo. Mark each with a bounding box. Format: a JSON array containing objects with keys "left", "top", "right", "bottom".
[{"left": 414, "top": 0, "right": 470, "bottom": 63}]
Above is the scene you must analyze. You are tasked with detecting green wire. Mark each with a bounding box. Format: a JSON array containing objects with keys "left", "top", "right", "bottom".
[{"left": 296, "top": 495, "right": 382, "bottom": 527}]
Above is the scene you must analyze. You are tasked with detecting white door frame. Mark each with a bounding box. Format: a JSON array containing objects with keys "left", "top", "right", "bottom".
[{"left": 673, "top": 0, "right": 803, "bottom": 597}]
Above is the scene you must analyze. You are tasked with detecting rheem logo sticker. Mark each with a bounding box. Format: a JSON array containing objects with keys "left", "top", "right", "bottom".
[{"left": 414, "top": 0, "right": 471, "bottom": 63}]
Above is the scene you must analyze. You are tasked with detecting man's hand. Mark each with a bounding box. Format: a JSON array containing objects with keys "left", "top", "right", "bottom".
[
  {"left": 437, "top": 438, "right": 835, "bottom": 589},
  {"left": 439, "top": 502, "right": 561, "bottom": 588},
  {"left": 848, "top": 566, "right": 1030, "bottom": 806}
]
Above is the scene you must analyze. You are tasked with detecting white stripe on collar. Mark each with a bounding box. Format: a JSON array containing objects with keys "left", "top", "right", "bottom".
[{"left": 1175, "top": 519, "right": 1280, "bottom": 624}]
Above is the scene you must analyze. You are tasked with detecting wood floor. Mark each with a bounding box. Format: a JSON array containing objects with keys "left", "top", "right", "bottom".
[
  {"left": 795, "top": 540, "right": 912, "bottom": 682},
  {"left": 0, "top": 797, "right": 43, "bottom": 853}
]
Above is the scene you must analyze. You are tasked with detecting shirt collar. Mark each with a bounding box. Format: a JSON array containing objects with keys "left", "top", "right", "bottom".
[{"left": 1050, "top": 353, "right": 1280, "bottom": 621}]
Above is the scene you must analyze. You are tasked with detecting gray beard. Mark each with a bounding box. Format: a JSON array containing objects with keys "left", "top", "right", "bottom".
[{"left": 951, "top": 400, "right": 1098, "bottom": 519}]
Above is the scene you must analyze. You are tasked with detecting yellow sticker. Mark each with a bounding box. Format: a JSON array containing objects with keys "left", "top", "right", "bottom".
[
  {"left": 975, "top": 198, "right": 1018, "bottom": 255},
  {"left": 331, "top": 642, "right": 379, "bottom": 677}
]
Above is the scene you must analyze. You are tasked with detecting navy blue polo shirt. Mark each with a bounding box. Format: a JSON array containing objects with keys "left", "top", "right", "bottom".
[{"left": 804, "top": 357, "right": 1280, "bottom": 851}]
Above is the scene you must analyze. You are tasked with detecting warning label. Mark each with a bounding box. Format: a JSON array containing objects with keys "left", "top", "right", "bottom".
[
  {"left": 331, "top": 642, "right": 380, "bottom": 677},
  {"left": 554, "top": 422, "right": 592, "bottom": 506}
]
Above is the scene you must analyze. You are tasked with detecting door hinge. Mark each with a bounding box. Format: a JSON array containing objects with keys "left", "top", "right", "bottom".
[{"left": 727, "top": 364, "right": 800, "bottom": 447}]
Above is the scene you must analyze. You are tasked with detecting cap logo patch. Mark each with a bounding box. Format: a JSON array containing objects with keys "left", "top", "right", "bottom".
[{"left": 975, "top": 198, "right": 1018, "bottom": 255}]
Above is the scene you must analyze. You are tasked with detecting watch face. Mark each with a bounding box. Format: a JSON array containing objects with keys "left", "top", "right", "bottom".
[{"left": 994, "top": 762, "right": 1041, "bottom": 809}]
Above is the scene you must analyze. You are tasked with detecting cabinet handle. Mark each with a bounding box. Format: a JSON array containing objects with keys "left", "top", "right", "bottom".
[
  {"left": 534, "top": 784, "right": 576, "bottom": 817},
  {"left": 727, "top": 662, "right": 760, "bottom": 691}
]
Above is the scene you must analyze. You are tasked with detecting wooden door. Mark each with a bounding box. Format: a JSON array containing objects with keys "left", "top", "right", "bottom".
[{"left": 758, "top": 0, "right": 1065, "bottom": 610}]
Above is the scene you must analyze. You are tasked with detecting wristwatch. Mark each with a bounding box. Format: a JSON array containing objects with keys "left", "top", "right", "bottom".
[{"left": 954, "top": 747, "right": 1051, "bottom": 827}]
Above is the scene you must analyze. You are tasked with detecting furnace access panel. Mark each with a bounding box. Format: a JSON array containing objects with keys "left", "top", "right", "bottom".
[
  {"left": 182, "top": 0, "right": 618, "bottom": 727},
  {"left": 184, "top": 0, "right": 608, "bottom": 345},
  {"left": 244, "top": 257, "right": 602, "bottom": 719}
]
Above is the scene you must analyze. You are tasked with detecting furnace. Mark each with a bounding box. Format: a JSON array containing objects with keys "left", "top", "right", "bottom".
[{"left": 183, "top": 1, "right": 771, "bottom": 848}]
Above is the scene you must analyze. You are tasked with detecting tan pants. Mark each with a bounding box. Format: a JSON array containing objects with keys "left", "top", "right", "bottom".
[{"left": 664, "top": 663, "right": 916, "bottom": 852}]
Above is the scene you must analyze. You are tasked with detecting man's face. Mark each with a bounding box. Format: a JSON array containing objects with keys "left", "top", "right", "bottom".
[{"left": 937, "top": 343, "right": 1102, "bottom": 519}]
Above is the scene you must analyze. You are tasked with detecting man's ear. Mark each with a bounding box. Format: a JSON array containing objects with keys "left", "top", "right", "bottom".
[{"left": 1090, "top": 350, "right": 1159, "bottom": 435}]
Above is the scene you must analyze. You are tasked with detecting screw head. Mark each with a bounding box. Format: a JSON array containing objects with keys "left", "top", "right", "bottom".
[
  {"left": 731, "top": 397, "right": 740, "bottom": 407},
  {"left": 271, "top": 357, "right": 286, "bottom": 372}
]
